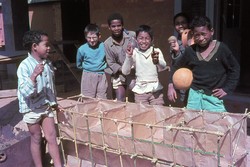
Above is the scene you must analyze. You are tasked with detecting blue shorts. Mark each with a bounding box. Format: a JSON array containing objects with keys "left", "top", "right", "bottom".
[{"left": 186, "top": 88, "right": 226, "bottom": 112}]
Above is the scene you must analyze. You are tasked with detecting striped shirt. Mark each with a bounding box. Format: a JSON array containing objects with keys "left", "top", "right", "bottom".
[{"left": 17, "top": 53, "right": 57, "bottom": 113}]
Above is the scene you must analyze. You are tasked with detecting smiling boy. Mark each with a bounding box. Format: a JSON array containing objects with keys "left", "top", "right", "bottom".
[{"left": 76, "top": 23, "right": 107, "bottom": 99}]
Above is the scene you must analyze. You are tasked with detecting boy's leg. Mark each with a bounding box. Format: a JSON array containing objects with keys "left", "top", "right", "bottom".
[
  {"left": 115, "top": 85, "right": 126, "bottom": 102},
  {"left": 82, "top": 71, "right": 98, "bottom": 98},
  {"left": 202, "top": 94, "right": 226, "bottom": 112},
  {"left": 42, "top": 117, "right": 62, "bottom": 167},
  {"left": 112, "top": 77, "right": 126, "bottom": 102},
  {"left": 28, "top": 123, "right": 43, "bottom": 167},
  {"left": 134, "top": 93, "right": 150, "bottom": 104},
  {"left": 97, "top": 73, "right": 108, "bottom": 99},
  {"left": 186, "top": 88, "right": 202, "bottom": 110},
  {"left": 149, "top": 90, "right": 165, "bottom": 105}
]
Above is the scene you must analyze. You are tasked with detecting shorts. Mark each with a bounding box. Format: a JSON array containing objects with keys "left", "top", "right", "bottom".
[
  {"left": 23, "top": 105, "right": 54, "bottom": 124},
  {"left": 134, "top": 90, "right": 164, "bottom": 105},
  {"left": 112, "top": 76, "right": 135, "bottom": 90},
  {"left": 112, "top": 77, "right": 123, "bottom": 89},
  {"left": 187, "top": 88, "right": 226, "bottom": 112},
  {"left": 81, "top": 71, "right": 107, "bottom": 99}
]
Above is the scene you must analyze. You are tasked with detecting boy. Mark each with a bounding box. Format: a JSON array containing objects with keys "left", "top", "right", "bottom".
[
  {"left": 17, "top": 30, "right": 62, "bottom": 167},
  {"left": 168, "top": 16, "right": 240, "bottom": 112},
  {"left": 122, "top": 25, "right": 167, "bottom": 105},
  {"left": 76, "top": 23, "right": 107, "bottom": 99},
  {"left": 104, "top": 13, "right": 136, "bottom": 102},
  {"left": 167, "top": 12, "right": 191, "bottom": 106}
]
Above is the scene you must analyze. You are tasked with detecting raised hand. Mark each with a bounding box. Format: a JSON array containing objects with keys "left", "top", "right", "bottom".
[{"left": 151, "top": 47, "right": 159, "bottom": 64}]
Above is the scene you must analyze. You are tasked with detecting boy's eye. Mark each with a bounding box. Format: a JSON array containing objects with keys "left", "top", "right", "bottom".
[
  {"left": 137, "top": 37, "right": 151, "bottom": 41},
  {"left": 175, "top": 21, "right": 187, "bottom": 26},
  {"left": 86, "top": 36, "right": 98, "bottom": 40}
]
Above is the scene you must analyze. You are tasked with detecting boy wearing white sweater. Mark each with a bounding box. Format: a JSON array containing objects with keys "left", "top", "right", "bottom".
[{"left": 122, "top": 25, "right": 167, "bottom": 105}]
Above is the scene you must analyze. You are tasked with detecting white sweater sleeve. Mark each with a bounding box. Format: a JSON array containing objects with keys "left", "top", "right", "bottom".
[
  {"left": 122, "top": 54, "right": 134, "bottom": 75},
  {"left": 155, "top": 48, "right": 167, "bottom": 72}
]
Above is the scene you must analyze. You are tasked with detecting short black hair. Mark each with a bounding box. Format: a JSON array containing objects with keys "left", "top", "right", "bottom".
[
  {"left": 23, "top": 30, "right": 48, "bottom": 52},
  {"left": 84, "top": 23, "right": 100, "bottom": 37},
  {"left": 190, "top": 16, "right": 212, "bottom": 30},
  {"left": 173, "top": 12, "right": 190, "bottom": 24},
  {"left": 136, "top": 25, "right": 153, "bottom": 40},
  {"left": 107, "top": 13, "right": 124, "bottom": 26}
]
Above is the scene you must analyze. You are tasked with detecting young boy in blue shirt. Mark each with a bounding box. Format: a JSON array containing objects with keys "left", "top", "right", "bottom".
[{"left": 76, "top": 23, "right": 108, "bottom": 99}]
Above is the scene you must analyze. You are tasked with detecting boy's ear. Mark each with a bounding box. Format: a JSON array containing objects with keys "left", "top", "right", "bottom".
[
  {"left": 32, "top": 43, "right": 37, "bottom": 51},
  {"left": 151, "top": 38, "right": 154, "bottom": 45},
  {"left": 210, "top": 28, "right": 214, "bottom": 35}
]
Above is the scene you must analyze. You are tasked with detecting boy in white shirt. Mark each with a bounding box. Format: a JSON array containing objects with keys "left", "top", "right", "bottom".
[{"left": 122, "top": 25, "right": 167, "bottom": 105}]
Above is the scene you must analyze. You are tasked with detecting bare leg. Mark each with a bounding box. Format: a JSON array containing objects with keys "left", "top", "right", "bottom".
[
  {"left": 115, "top": 85, "right": 126, "bottom": 102},
  {"left": 28, "top": 123, "right": 43, "bottom": 167},
  {"left": 42, "top": 117, "right": 62, "bottom": 167}
]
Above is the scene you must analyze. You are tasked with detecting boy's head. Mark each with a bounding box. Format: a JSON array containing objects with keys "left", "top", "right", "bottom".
[
  {"left": 84, "top": 23, "right": 101, "bottom": 47},
  {"left": 23, "top": 30, "right": 48, "bottom": 52},
  {"left": 190, "top": 15, "right": 212, "bottom": 30},
  {"left": 23, "top": 30, "right": 50, "bottom": 60},
  {"left": 136, "top": 25, "right": 153, "bottom": 52},
  {"left": 190, "top": 16, "right": 214, "bottom": 48},
  {"left": 107, "top": 13, "right": 124, "bottom": 26},
  {"left": 173, "top": 12, "right": 190, "bottom": 35},
  {"left": 107, "top": 13, "right": 124, "bottom": 38}
]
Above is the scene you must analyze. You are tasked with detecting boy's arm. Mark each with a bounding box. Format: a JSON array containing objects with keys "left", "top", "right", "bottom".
[
  {"left": 155, "top": 48, "right": 167, "bottom": 72},
  {"left": 104, "top": 42, "right": 122, "bottom": 74},
  {"left": 17, "top": 64, "right": 38, "bottom": 98},
  {"left": 76, "top": 48, "right": 83, "bottom": 69},
  {"left": 122, "top": 50, "right": 134, "bottom": 75},
  {"left": 220, "top": 46, "right": 240, "bottom": 94}
]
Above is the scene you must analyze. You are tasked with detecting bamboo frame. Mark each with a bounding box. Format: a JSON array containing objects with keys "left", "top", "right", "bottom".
[{"left": 57, "top": 97, "right": 248, "bottom": 167}]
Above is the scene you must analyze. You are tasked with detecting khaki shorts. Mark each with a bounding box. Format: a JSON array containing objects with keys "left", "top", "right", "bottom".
[
  {"left": 23, "top": 105, "right": 54, "bottom": 124},
  {"left": 112, "top": 76, "right": 135, "bottom": 90},
  {"left": 112, "top": 77, "right": 123, "bottom": 89}
]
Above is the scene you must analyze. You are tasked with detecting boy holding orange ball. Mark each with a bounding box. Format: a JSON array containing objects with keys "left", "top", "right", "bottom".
[{"left": 168, "top": 16, "right": 240, "bottom": 112}]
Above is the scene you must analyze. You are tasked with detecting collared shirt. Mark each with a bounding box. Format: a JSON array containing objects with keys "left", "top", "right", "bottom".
[
  {"left": 17, "top": 53, "right": 57, "bottom": 113},
  {"left": 104, "top": 30, "right": 136, "bottom": 83}
]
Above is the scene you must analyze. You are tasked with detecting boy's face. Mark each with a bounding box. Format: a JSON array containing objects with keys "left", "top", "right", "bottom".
[
  {"left": 86, "top": 32, "right": 100, "bottom": 47},
  {"left": 193, "top": 26, "right": 214, "bottom": 48},
  {"left": 109, "top": 20, "right": 123, "bottom": 37},
  {"left": 174, "top": 16, "right": 189, "bottom": 35},
  {"left": 34, "top": 35, "right": 50, "bottom": 60},
  {"left": 136, "top": 31, "right": 152, "bottom": 52}
]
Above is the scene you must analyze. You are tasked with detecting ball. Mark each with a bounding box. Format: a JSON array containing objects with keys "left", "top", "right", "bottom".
[{"left": 173, "top": 68, "right": 193, "bottom": 90}]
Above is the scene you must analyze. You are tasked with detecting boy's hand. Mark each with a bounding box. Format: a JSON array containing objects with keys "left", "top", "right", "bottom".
[
  {"left": 167, "top": 83, "right": 177, "bottom": 102},
  {"left": 30, "top": 63, "right": 45, "bottom": 83},
  {"left": 212, "top": 88, "right": 227, "bottom": 98},
  {"left": 151, "top": 50, "right": 159, "bottom": 64},
  {"left": 168, "top": 36, "right": 179, "bottom": 54},
  {"left": 126, "top": 44, "right": 134, "bottom": 57}
]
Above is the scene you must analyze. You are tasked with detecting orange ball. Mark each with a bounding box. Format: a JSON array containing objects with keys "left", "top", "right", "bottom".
[{"left": 173, "top": 68, "right": 193, "bottom": 90}]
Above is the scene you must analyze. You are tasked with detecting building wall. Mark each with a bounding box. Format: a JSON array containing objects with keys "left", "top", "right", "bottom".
[
  {"left": 28, "top": 2, "right": 63, "bottom": 63},
  {"left": 90, "top": 0, "right": 174, "bottom": 62},
  {"left": 29, "top": 2, "right": 62, "bottom": 43},
  {"left": 89, "top": 0, "right": 176, "bottom": 105}
]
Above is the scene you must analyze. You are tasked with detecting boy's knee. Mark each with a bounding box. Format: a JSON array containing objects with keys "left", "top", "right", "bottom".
[{"left": 31, "top": 133, "right": 43, "bottom": 144}]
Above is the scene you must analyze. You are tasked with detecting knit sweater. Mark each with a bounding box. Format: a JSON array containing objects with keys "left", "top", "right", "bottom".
[
  {"left": 76, "top": 42, "right": 106, "bottom": 73},
  {"left": 171, "top": 41, "right": 240, "bottom": 95},
  {"left": 122, "top": 46, "right": 167, "bottom": 94}
]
